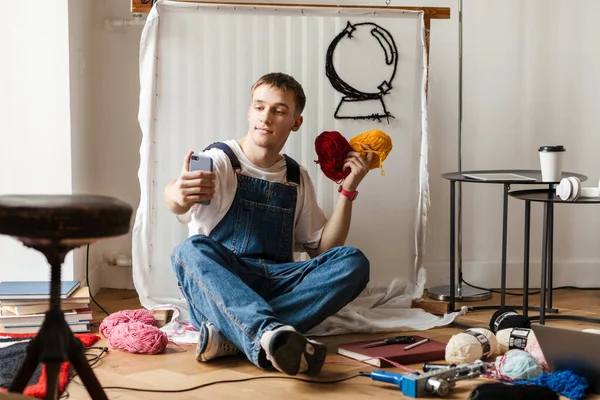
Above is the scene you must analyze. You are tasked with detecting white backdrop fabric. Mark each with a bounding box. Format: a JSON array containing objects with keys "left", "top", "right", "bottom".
[{"left": 133, "top": 0, "right": 462, "bottom": 335}]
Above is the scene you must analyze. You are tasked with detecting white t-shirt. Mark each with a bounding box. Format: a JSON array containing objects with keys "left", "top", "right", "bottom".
[{"left": 178, "top": 140, "right": 327, "bottom": 250}]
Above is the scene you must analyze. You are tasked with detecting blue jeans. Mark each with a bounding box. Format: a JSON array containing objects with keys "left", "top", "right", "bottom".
[{"left": 171, "top": 234, "right": 369, "bottom": 368}]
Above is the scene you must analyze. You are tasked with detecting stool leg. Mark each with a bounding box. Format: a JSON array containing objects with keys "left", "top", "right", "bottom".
[
  {"left": 44, "top": 361, "right": 62, "bottom": 400},
  {"left": 68, "top": 333, "right": 108, "bottom": 400},
  {"left": 10, "top": 247, "right": 107, "bottom": 399}
]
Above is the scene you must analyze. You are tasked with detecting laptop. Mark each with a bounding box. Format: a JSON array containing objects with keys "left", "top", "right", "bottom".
[{"left": 532, "top": 324, "right": 600, "bottom": 393}]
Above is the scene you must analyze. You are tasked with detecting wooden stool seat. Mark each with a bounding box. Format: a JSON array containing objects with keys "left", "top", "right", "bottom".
[
  {"left": 0, "top": 195, "right": 131, "bottom": 245},
  {"left": 0, "top": 194, "right": 132, "bottom": 400}
]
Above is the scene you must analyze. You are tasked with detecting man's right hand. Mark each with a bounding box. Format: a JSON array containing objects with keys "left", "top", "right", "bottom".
[{"left": 165, "top": 151, "right": 216, "bottom": 214}]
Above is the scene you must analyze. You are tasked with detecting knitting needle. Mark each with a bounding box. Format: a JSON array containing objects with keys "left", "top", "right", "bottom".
[{"left": 404, "top": 338, "right": 429, "bottom": 351}]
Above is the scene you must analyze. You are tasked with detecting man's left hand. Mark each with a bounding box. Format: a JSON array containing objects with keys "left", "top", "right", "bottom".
[{"left": 342, "top": 145, "right": 374, "bottom": 192}]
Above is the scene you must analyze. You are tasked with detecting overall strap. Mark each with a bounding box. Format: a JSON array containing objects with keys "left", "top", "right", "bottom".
[
  {"left": 204, "top": 142, "right": 241, "bottom": 171},
  {"left": 204, "top": 142, "right": 299, "bottom": 185},
  {"left": 283, "top": 154, "right": 300, "bottom": 186}
]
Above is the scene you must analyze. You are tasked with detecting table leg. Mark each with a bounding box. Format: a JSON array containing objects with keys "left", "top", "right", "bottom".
[
  {"left": 501, "top": 183, "right": 509, "bottom": 308},
  {"left": 547, "top": 201, "right": 555, "bottom": 308},
  {"left": 523, "top": 200, "right": 531, "bottom": 318},
  {"left": 540, "top": 202, "right": 551, "bottom": 324},
  {"left": 450, "top": 180, "right": 456, "bottom": 312}
]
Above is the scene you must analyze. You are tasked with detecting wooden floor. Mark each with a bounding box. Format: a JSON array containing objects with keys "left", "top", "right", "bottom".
[{"left": 61, "top": 288, "right": 600, "bottom": 400}]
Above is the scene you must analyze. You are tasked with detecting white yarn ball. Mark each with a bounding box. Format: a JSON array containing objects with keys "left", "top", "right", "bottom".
[
  {"left": 496, "top": 328, "right": 514, "bottom": 353},
  {"left": 445, "top": 328, "right": 498, "bottom": 364},
  {"left": 467, "top": 327, "right": 498, "bottom": 356}
]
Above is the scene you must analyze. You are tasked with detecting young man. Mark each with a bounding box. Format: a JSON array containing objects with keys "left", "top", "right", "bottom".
[{"left": 165, "top": 72, "right": 372, "bottom": 376}]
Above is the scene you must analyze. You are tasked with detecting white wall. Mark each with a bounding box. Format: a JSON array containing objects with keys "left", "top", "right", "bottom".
[
  {"left": 455, "top": 0, "right": 600, "bottom": 289},
  {"left": 116, "top": 0, "right": 600, "bottom": 290},
  {"left": 3, "top": 0, "right": 599, "bottom": 292},
  {"left": 86, "top": 0, "right": 143, "bottom": 290},
  {"left": 0, "top": 1, "right": 74, "bottom": 281},
  {"left": 69, "top": 0, "right": 96, "bottom": 286}
]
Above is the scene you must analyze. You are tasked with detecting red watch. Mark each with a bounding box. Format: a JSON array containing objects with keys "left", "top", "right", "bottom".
[{"left": 338, "top": 185, "right": 359, "bottom": 201}]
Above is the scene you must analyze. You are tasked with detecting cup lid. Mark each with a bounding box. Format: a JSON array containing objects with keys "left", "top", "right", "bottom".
[{"left": 539, "top": 145, "right": 565, "bottom": 152}]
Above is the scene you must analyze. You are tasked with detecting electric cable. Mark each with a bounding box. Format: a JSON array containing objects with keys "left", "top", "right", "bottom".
[
  {"left": 69, "top": 349, "right": 363, "bottom": 394},
  {"left": 101, "top": 373, "right": 364, "bottom": 393},
  {"left": 461, "top": 278, "right": 600, "bottom": 297},
  {"left": 85, "top": 245, "right": 110, "bottom": 316}
]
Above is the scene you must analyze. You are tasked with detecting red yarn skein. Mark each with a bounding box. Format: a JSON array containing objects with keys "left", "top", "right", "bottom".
[
  {"left": 99, "top": 309, "right": 168, "bottom": 354},
  {"left": 314, "top": 131, "right": 353, "bottom": 183}
]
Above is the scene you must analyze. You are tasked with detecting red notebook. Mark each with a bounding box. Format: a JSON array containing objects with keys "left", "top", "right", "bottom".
[{"left": 337, "top": 335, "right": 446, "bottom": 368}]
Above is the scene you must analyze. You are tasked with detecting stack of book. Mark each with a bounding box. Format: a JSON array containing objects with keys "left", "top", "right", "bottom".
[{"left": 0, "top": 280, "right": 93, "bottom": 334}]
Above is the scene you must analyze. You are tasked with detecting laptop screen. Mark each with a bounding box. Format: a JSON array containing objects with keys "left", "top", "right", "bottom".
[{"left": 531, "top": 324, "right": 600, "bottom": 394}]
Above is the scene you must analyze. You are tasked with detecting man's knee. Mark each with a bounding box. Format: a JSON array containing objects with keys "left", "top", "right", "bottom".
[
  {"left": 172, "top": 234, "right": 219, "bottom": 274},
  {"left": 341, "top": 246, "right": 370, "bottom": 286},
  {"left": 173, "top": 234, "right": 217, "bottom": 259}
]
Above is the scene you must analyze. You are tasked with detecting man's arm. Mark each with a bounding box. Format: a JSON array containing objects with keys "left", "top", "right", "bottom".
[
  {"left": 306, "top": 149, "right": 373, "bottom": 257},
  {"left": 165, "top": 151, "right": 216, "bottom": 215}
]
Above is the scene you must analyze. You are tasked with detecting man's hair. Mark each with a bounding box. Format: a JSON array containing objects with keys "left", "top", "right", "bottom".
[{"left": 251, "top": 73, "right": 306, "bottom": 115}]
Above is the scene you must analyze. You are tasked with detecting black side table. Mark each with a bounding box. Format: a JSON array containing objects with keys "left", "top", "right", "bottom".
[
  {"left": 509, "top": 188, "right": 600, "bottom": 325},
  {"left": 429, "top": 169, "right": 587, "bottom": 313}
]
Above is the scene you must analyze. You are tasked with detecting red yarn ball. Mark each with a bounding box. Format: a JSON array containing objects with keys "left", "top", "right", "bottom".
[{"left": 314, "top": 131, "right": 353, "bottom": 183}]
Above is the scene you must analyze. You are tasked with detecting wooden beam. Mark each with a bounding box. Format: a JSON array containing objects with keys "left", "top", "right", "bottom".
[
  {"left": 132, "top": 1, "right": 451, "bottom": 19},
  {"left": 131, "top": 0, "right": 154, "bottom": 13}
]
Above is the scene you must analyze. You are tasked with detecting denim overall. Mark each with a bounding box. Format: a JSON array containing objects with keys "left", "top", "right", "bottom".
[{"left": 171, "top": 142, "right": 369, "bottom": 367}]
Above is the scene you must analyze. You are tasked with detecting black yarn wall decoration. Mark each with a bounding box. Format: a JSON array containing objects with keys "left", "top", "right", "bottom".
[{"left": 325, "top": 21, "right": 398, "bottom": 123}]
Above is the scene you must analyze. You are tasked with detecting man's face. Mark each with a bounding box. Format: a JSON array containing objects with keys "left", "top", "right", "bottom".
[{"left": 247, "top": 84, "right": 303, "bottom": 151}]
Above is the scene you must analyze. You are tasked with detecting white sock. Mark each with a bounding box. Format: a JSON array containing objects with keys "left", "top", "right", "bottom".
[{"left": 259, "top": 325, "right": 296, "bottom": 355}]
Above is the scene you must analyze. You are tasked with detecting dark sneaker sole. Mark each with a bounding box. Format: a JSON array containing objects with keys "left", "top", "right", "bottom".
[
  {"left": 304, "top": 340, "right": 328, "bottom": 376},
  {"left": 270, "top": 331, "right": 327, "bottom": 376}
]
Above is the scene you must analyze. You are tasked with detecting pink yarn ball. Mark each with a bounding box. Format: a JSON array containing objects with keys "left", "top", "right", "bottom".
[
  {"left": 108, "top": 322, "right": 169, "bottom": 355},
  {"left": 99, "top": 309, "right": 168, "bottom": 354},
  {"left": 99, "top": 309, "right": 156, "bottom": 337}
]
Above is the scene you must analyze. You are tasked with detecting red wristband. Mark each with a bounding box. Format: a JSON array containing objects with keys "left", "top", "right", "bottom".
[{"left": 338, "top": 185, "right": 358, "bottom": 201}]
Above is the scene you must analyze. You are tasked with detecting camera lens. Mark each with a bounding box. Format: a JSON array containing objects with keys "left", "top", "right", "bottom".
[{"left": 191, "top": 155, "right": 199, "bottom": 161}]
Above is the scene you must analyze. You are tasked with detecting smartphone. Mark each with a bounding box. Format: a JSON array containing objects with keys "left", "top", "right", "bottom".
[{"left": 189, "top": 153, "right": 214, "bottom": 205}]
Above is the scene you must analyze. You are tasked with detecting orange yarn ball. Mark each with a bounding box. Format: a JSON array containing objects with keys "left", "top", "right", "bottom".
[{"left": 349, "top": 129, "right": 393, "bottom": 174}]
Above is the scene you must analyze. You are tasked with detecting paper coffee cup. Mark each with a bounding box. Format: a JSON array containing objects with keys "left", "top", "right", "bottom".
[{"left": 538, "top": 145, "right": 565, "bottom": 182}]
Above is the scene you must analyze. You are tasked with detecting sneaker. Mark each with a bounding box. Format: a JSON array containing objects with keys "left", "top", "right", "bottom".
[
  {"left": 195, "top": 321, "right": 240, "bottom": 362},
  {"left": 260, "top": 326, "right": 328, "bottom": 376}
]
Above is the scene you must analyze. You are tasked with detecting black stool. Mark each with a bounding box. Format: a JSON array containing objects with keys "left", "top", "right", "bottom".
[{"left": 0, "top": 195, "right": 132, "bottom": 400}]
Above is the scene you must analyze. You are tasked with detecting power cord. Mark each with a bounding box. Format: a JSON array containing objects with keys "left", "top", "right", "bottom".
[
  {"left": 85, "top": 245, "right": 110, "bottom": 316},
  {"left": 85, "top": 346, "right": 109, "bottom": 368},
  {"left": 102, "top": 373, "right": 364, "bottom": 393},
  {"left": 67, "top": 348, "right": 363, "bottom": 394},
  {"left": 461, "top": 278, "right": 600, "bottom": 297}
]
